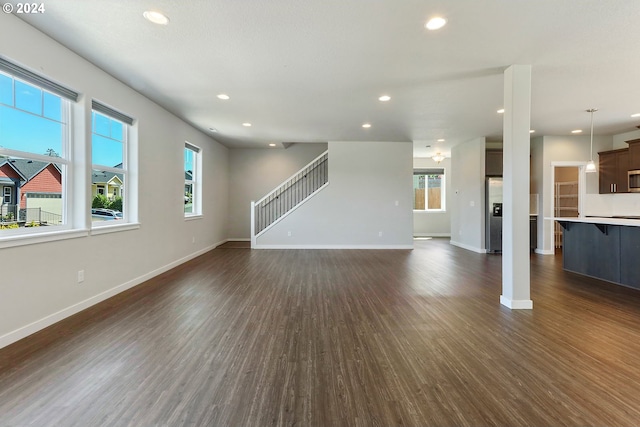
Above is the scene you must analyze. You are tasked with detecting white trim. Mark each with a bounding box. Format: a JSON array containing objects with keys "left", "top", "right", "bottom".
[
  {"left": 255, "top": 150, "right": 328, "bottom": 205},
  {"left": 414, "top": 233, "right": 451, "bottom": 237},
  {"left": 0, "top": 243, "right": 217, "bottom": 350},
  {"left": 0, "top": 228, "right": 88, "bottom": 249},
  {"left": 535, "top": 248, "right": 554, "bottom": 255},
  {"left": 500, "top": 295, "right": 533, "bottom": 309},
  {"left": 449, "top": 240, "right": 487, "bottom": 253},
  {"left": 226, "top": 237, "right": 251, "bottom": 242},
  {"left": 184, "top": 214, "right": 203, "bottom": 221},
  {"left": 254, "top": 181, "right": 329, "bottom": 239},
  {"left": 90, "top": 222, "right": 140, "bottom": 235},
  {"left": 252, "top": 244, "right": 414, "bottom": 250}
]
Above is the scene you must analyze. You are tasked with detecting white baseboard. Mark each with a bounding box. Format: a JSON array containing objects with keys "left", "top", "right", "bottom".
[
  {"left": 224, "top": 237, "right": 251, "bottom": 242},
  {"left": 449, "top": 240, "right": 487, "bottom": 254},
  {"left": 535, "top": 248, "right": 555, "bottom": 255},
  {"left": 413, "top": 233, "right": 451, "bottom": 237},
  {"left": 253, "top": 244, "right": 414, "bottom": 250},
  {"left": 0, "top": 244, "right": 217, "bottom": 350},
  {"left": 500, "top": 295, "right": 533, "bottom": 309}
]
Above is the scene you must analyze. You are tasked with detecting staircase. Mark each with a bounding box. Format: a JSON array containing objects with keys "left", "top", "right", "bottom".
[{"left": 251, "top": 151, "right": 328, "bottom": 247}]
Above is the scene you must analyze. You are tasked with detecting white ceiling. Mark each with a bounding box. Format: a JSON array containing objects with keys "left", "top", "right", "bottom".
[{"left": 16, "top": 0, "right": 640, "bottom": 157}]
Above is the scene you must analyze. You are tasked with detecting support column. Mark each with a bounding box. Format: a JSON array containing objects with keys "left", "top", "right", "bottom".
[{"left": 501, "top": 65, "right": 533, "bottom": 309}]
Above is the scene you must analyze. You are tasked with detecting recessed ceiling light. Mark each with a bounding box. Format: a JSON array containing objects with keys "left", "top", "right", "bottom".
[
  {"left": 632, "top": 113, "right": 640, "bottom": 118},
  {"left": 378, "top": 95, "right": 391, "bottom": 102},
  {"left": 425, "top": 17, "right": 447, "bottom": 30},
  {"left": 362, "top": 123, "right": 372, "bottom": 128},
  {"left": 209, "top": 127, "right": 217, "bottom": 132},
  {"left": 242, "top": 123, "right": 252, "bottom": 127},
  {"left": 497, "top": 108, "right": 505, "bottom": 114},
  {"left": 437, "top": 139, "right": 445, "bottom": 142},
  {"left": 217, "top": 94, "right": 230, "bottom": 100},
  {"left": 529, "top": 130, "right": 535, "bottom": 133},
  {"left": 143, "top": 10, "right": 169, "bottom": 25},
  {"left": 268, "top": 143, "right": 277, "bottom": 147},
  {"left": 571, "top": 129, "right": 582, "bottom": 134}
]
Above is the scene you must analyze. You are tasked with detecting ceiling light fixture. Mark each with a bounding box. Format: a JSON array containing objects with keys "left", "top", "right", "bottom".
[
  {"left": 362, "top": 123, "right": 372, "bottom": 128},
  {"left": 432, "top": 153, "right": 445, "bottom": 163},
  {"left": 378, "top": 95, "right": 391, "bottom": 102},
  {"left": 209, "top": 127, "right": 217, "bottom": 132},
  {"left": 268, "top": 143, "right": 276, "bottom": 147},
  {"left": 217, "top": 94, "right": 230, "bottom": 100},
  {"left": 497, "top": 108, "right": 505, "bottom": 114},
  {"left": 586, "top": 108, "right": 598, "bottom": 173},
  {"left": 143, "top": 10, "right": 170, "bottom": 25},
  {"left": 437, "top": 138, "right": 445, "bottom": 142},
  {"left": 425, "top": 17, "right": 447, "bottom": 30},
  {"left": 571, "top": 129, "right": 582, "bottom": 134},
  {"left": 631, "top": 113, "right": 640, "bottom": 118},
  {"left": 529, "top": 130, "right": 535, "bottom": 133},
  {"left": 242, "top": 123, "right": 252, "bottom": 127}
]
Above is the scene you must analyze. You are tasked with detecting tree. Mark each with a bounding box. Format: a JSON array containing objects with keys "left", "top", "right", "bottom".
[
  {"left": 44, "top": 148, "right": 59, "bottom": 157},
  {"left": 92, "top": 194, "right": 108, "bottom": 209}
]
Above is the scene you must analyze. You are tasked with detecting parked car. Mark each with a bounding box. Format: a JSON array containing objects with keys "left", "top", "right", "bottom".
[{"left": 91, "top": 208, "right": 123, "bottom": 221}]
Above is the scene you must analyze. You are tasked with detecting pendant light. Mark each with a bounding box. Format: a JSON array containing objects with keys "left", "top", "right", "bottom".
[
  {"left": 432, "top": 153, "right": 445, "bottom": 163},
  {"left": 586, "top": 108, "right": 598, "bottom": 173}
]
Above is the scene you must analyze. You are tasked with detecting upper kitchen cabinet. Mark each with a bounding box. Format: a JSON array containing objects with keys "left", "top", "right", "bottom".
[
  {"left": 627, "top": 138, "right": 640, "bottom": 171},
  {"left": 598, "top": 148, "right": 629, "bottom": 194},
  {"left": 485, "top": 149, "right": 503, "bottom": 176}
]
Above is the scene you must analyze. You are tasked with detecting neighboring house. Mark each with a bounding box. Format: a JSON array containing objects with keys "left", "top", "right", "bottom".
[
  {"left": 92, "top": 170, "right": 123, "bottom": 200},
  {"left": 0, "top": 158, "right": 62, "bottom": 222}
]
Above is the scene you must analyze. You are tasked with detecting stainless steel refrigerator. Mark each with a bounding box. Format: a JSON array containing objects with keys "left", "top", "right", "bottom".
[{"left": 486, "top": 178, "right": 503, "bottom": 253}]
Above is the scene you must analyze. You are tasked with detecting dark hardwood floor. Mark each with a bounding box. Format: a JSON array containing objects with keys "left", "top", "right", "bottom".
[{"left": 2, "top": 239, "right": 640, "bottom": 426}]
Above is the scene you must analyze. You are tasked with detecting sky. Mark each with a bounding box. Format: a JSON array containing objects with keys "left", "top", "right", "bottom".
[{"left": 0, "top": 73, "right": 123, "bottom": 168}]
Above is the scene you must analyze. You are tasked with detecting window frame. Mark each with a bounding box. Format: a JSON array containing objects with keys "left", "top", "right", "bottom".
[
  {"left": 90, "top": 101, "right": 136, "bottom": 231},
  {"left": 184, "top": 142, "right": 202, "bottom": 218},
  {"left": 0, "top": 65, "right": 74, "bottom": 240},
  {"left": 413, "top": 168, "right": 446, "bottom": 212}
]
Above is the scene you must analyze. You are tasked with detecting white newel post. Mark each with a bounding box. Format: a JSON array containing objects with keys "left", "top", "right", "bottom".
[
  {"left": 501, "top": 64, "right": 533, "bottom": 310},
  {"left": 250, "top": 200, "right": 256, "bottom": 248}
]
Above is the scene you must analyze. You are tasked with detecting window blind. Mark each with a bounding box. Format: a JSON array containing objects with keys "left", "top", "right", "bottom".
[
  {"left": 0, "top": 57, "right": 79, "bottom": 101},
  {"left": 92, "top": 100, "right": 134, "bottom": 125}
]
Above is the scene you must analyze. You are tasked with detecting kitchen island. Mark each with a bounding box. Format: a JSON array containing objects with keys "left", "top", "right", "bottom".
[{"left": 553, "top": 217, "right": 640, "bottom": 289}]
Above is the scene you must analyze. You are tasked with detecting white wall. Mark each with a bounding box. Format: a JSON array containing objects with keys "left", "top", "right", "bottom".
[
  {"left": 228, "top": 143, "right": 328, "bottom": 239},
  {"left": 0, "top": 14, "right": 229, "bottom": 348},
  {"left": 255, "top": 141, "right": 413, "bottom": 248},
  {"left": 613, "top": 129, "right": 640, "bottom": 149},
  {"left": 413, "top": 157, "right": 451, "bottom": 237},
  {"left": 450, "top": 137, "right": 486, "bottom": 253}
]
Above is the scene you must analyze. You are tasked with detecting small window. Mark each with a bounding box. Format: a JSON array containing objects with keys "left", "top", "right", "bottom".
[
  {"left": 91, "top": 101, "right": 134, "bottom": 226},
  {"left": 184, "top": 143, "right": 201, "bottom": 216},
  {"left": 413, "top": 168, "right": 445, "bottom": 211},
  {"left": 3, "top": 187, "right": 11, "bottom": 204}
]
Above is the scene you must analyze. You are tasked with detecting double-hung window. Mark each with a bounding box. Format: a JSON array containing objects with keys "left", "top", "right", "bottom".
[
  {"left": 184, "top": 142, "right": 201, "bottom": 217},
  {"left": 91, "top": 101, "right": 134, "bottom": 226},
  {"left": 0, "top": 58, "right": 77, "bottom": 234},
  {"left": 413, "top": 168, "right": 445, "bottom": 211}
]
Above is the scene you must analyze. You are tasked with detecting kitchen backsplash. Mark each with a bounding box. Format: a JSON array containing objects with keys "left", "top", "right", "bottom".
[{"left": 584, "top": 193, "right": 640, "bottom": 217}]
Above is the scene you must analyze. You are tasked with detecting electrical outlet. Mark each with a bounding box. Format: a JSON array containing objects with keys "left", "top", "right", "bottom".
[
  {"left": 378, "top": 231, "right": 383, "bottom": 237},
  {"left": 395, "top": 200, "right": 399, "bottom": 206},
  {"left": 287, "top": 231, "right": 291, "bottom": 237},
  {"left": 77, "top": 270, "right": 84, "bottom": 283},
  {"left": 192, "top": 236, "right": 195, "bottom": 244}
]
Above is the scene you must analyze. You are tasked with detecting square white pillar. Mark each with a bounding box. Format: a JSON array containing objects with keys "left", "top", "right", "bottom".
[{"left": 501, "top": 65, "right": 533, "bottom": 310}]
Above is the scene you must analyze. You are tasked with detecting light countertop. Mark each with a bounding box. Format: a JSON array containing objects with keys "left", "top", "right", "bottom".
[{"left": 549, "top": 216, "right": 640, "bottom": 227}]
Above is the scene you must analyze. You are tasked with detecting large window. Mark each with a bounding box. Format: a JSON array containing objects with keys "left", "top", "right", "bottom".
[
  {"left": 91, "top": 101, "right": 133, "bottom": 225},
  {"left": 413, "top": 168, "right": 445, "bottom": 211},
  {"left": 0, "top": 59, "right": 76, "bottom": 233},
  {"left": 184, "top": 143, "right": 201, "bottom": 216}
]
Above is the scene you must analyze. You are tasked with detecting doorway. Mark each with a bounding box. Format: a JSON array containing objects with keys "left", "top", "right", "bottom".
[{"left": 553, "top": 166, "right": 580, "bottom": 249}]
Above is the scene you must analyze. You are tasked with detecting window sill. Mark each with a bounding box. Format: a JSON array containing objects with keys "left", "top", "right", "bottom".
[
  {"left": 0, "top": 228, "right": 89, "bottom": 249},
  {"left": 413, "top": 210, "right": 447, "bottom": 213},
  {"left": 184, "top": 214, "right": 203, "bottom": 221},
  {"left": 91, "top": 222, "right": 141, "bottom": 235}
]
